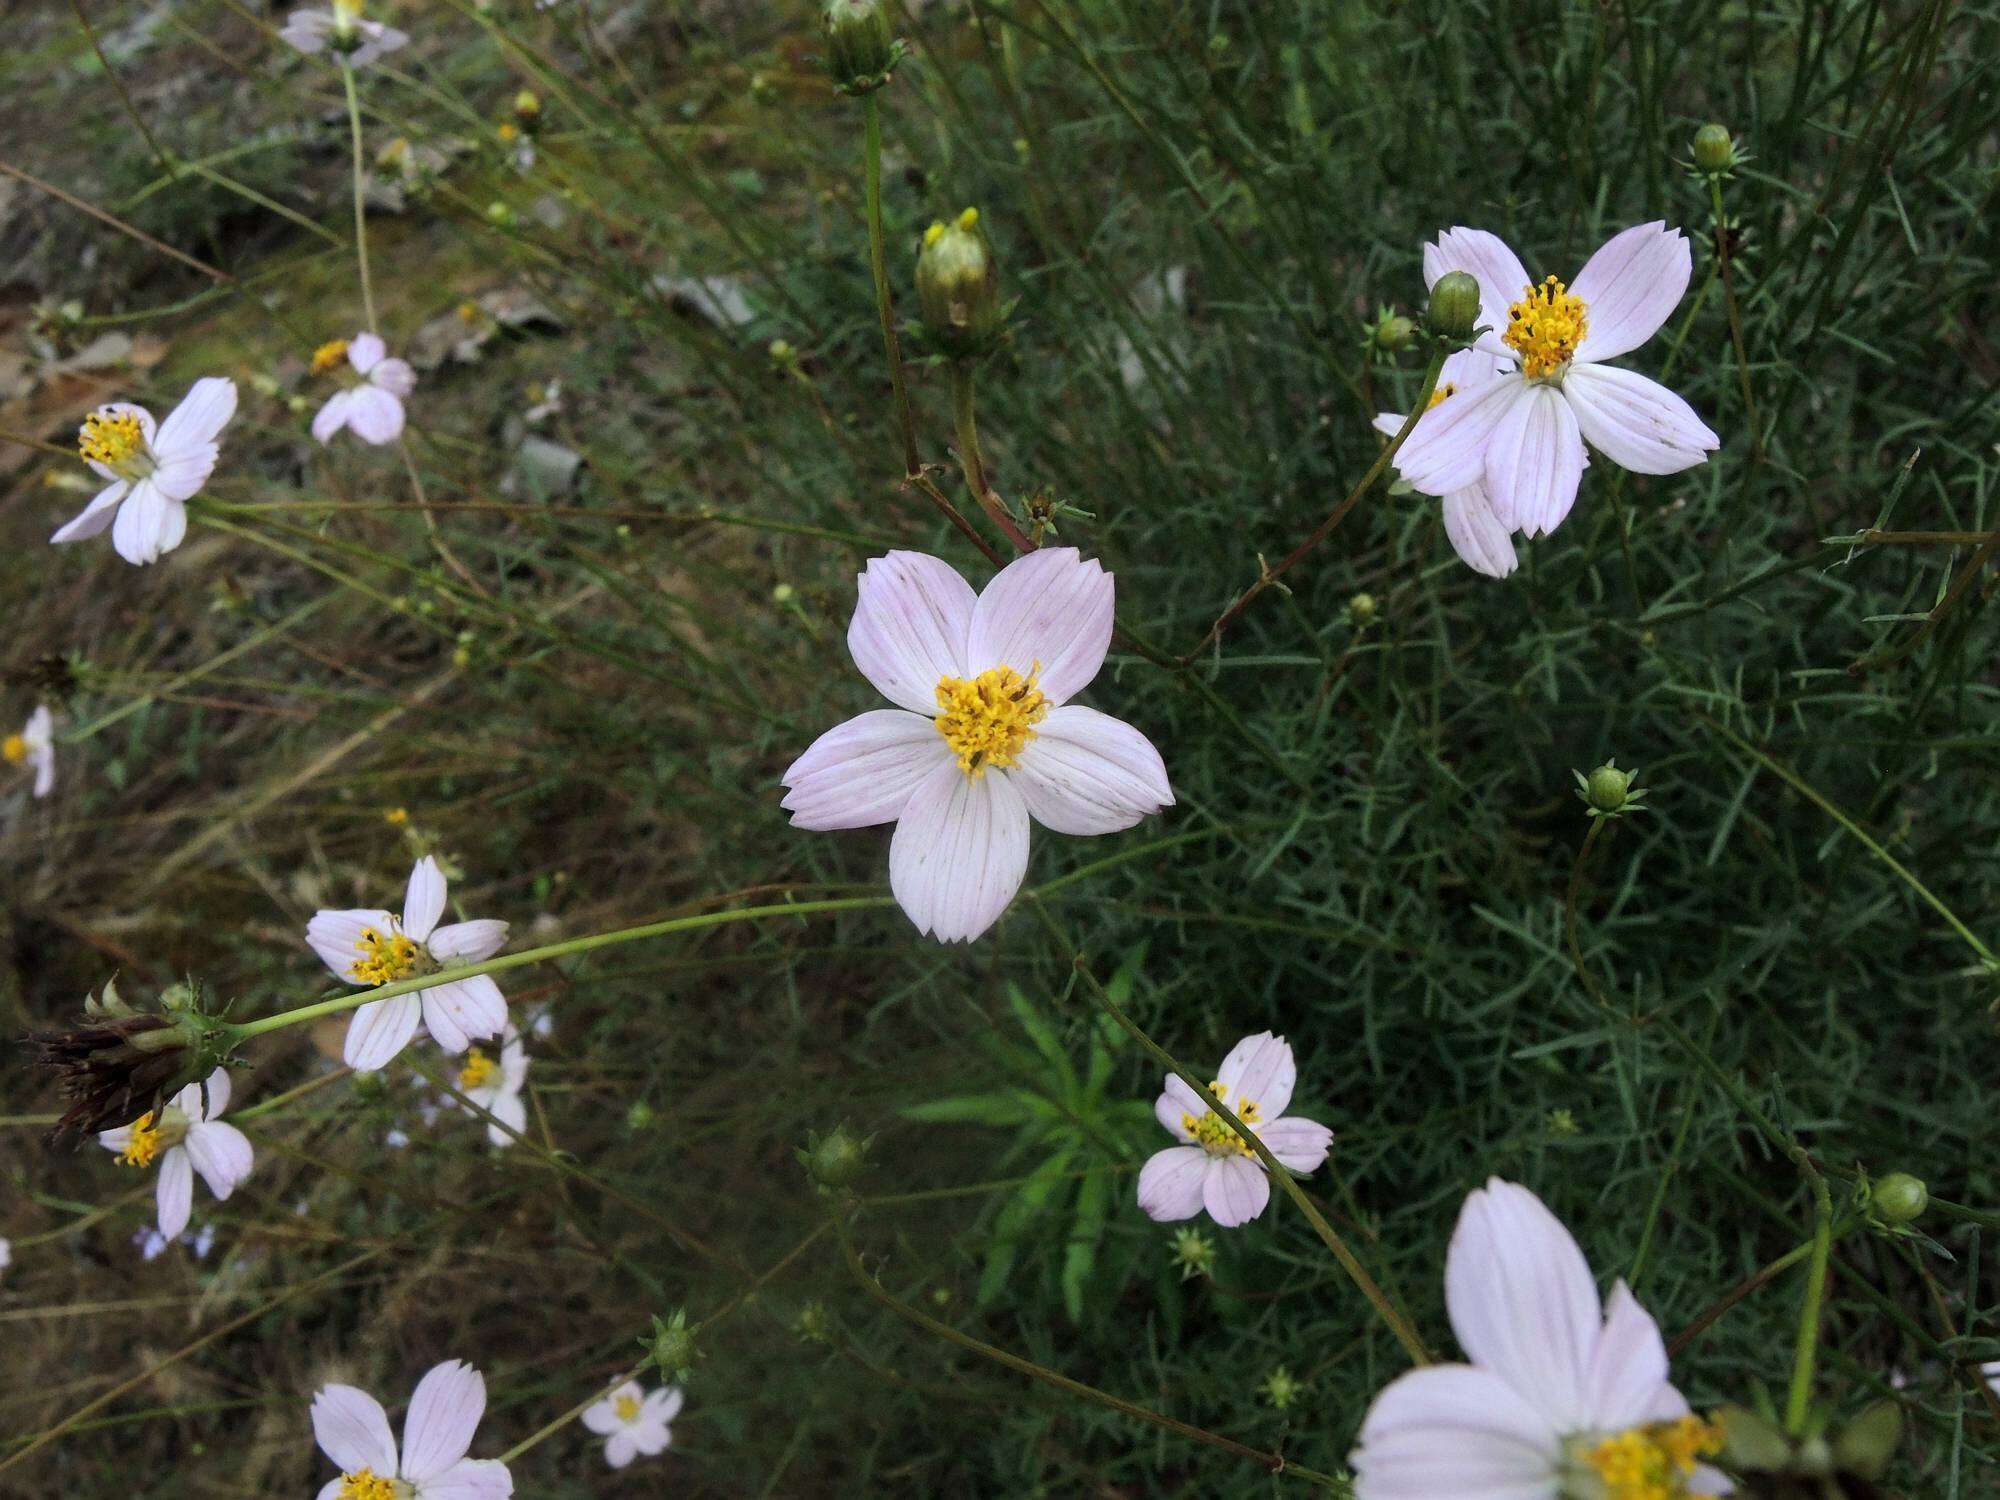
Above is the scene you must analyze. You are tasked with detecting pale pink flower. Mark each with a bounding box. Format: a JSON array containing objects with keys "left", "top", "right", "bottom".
[
  {"left": 782, "top": 548, "right": 1172, "bottom": 942},
  {"left": 312, "top": 332, "right": 416, "bottom": 446},
  {"left": 5, "top": 705, "right": 56, "bottom": 799},
  {"left": 306, "top": 855, "right": 510, "bottom": 1071},
  {"left": 582, "top": 1381, "right": 682, "bottom": 1469},
  {"left": 1374, "top": 348, "right": 1518, "bottom": 579},
  {"left": 282, "top": 1, "right": 408, "bottom": 68},
  {"left": 1351, "top": 1179, "right": 1732, "bottom": 1499},
  {"left": 97, "top": 1069, "right": 254, "bottom": 1240},
  {"left": 55, "top": 377, "right": 236, "bottom": 565},
  {"left": 311, "top": 1360, "right": 512, "bottom": 1500},
  {"left": 454, "top": 1024, "right": 529, "bottom": 1146},
  {"left": 1395, "top": 223, "right": 1719, "bottom": 539},
  {"left": 1136, "top": 1032, "right": 1331, "bottom": 1228}
]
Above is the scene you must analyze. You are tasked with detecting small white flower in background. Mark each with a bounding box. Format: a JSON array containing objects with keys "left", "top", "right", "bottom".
[
  {"left": 54, "top": 376, "right": 237, "bottom": 565},
  {"left": 282, "top": 0, "right": 408, "bottom": 67},
  {"left": 3, "top": 705, "right": 56, "bottom": 798},
  {"left": 782, "top": 548, "right": 1173, "bottom": 943},
  {"left": 97, "top": 1069, "right": 254, "bottom": 1241},
  {"left": 582, "top": 1381, "right": 682, "bottom": 1469},
  {"left": 1350, "top": 1178, "right": 1730, "bottom": 1500},
  {"left": 0, "top": 1237, "right": 11, "bottom": 1279},
  {"left": 310, "top": 1359, "right": 512, "bottom": 1499},
  {"left": 455, "top": 1025, "right": 529, "bottom": 1146},
  {"left": 310, "top": 333, "right": 416, "bottom": 446},
  {"left": 307, "top": 854, "right": 511, "bottom": 1072},
  {"left": 1374, "top": 349, "right": 1519, "bottom": 580},
  {"left": 1136, "top": 1032, "right": 1332, "bottom": 1228},
  {"left": 1395, "top": 223, "right": 1719, "bottom": 539},
  {"left": 135, "top": 1221, "right": 219, "bottom": 1261}
]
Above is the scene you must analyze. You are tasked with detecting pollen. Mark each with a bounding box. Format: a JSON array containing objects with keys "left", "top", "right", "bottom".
[
  {"left": 2, "top": 734, "right": 25, "bottom": 765},
  {"left": 1504, "top": 275, "right": 1589, "bottom": 380},
  {"left": 337, "top": 1469, "right": 398, "bottom": 1500},
  {"left": 1424, "top": 381, "right": 1460, "bottom": 410},
  {"left": 118, "top": 1112, "right": 164, "bottom": 1169},
  {"left": 349, "top": 924, "right": 421, "bottom": 985},
  {"left": 613, "top": 1392, "right": 642, "bottom": 1423},
  {"left": 458, "top": 1049, "right": 497, "bottom": 1091},
  {"left": 1584, "top": 1416, "right": 1723, "bottom": 1500},
  {"left": 1179, "top": 1081, "right": 1259, "bottom": 1157},
  {"left": 78, "top": 410, "right": 147, "bottom": 472},
  {"left": 311, "top": 339, "right": 351, "bottom": 375},
  {"left": 933, "top": 665, "right": 1048, "bottom": 777}
]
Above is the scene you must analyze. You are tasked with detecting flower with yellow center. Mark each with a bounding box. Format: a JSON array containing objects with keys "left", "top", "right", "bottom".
[
  {"left": 54, "top": 378, "right": 238, "bottom": 566},
  {"left": 350, "top": 924, "right": 424, "bottom": 985},
  {"left": 1, "top": 734, "right": 24, "bottom": 763},
  {"left": 3, "top": 704, "right": 55, "bottom": 799},
  {"left": 311, "top": 338, "right": 352, "bottom": 375},
  {"left": 98, "top": 1069, "right": 253, "bottom": 1241},
  {"left": 613, "top": 1393, "right": 641, "bottom": 1423},
  {"left": 1576, "top": 1417, "right": 1724, "bottom": 1500},
  {"left": 455, "top": 1025, "right": 529, "bottom": 1146},
  {"left": 1505, "top": 275, "right": 1590, "bottom": 381},
  {"left": 117, "top": 1110, "right": 168, "bottom": 1167},
  {"left": 584, "top": 1379, "right": 684, "bottom": 1469},
  {"left": 310, "top": 331, "right": 417, "bottom": 447},
  {"left": 78, "top": 410, "right": 150, "bottom": 476},
  {"left": 280, "top": 0, "right": 408, "bottom": 66},
  {"left": 457, "top": 1048, "right": 497, "bottom": 1091},
  {"left": 336, "top": 1468, "right": 400, "bottom": 1500},
  {"left": 311, "top": 1360, "right": 510, "bottom": 1498},
  {"left": 932, "top": 665, "right": 1048, "bottom": 776}
]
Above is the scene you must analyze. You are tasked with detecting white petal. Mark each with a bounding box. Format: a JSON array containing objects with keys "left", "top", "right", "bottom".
[
  {"left": 183, "top": 1121, "right": 254, "bottom": 1200},
  {"left": 344, "top": 993, "right": 424, "bottom": 1072},
  {"left": 428, "top": 920, "right": 509, "bottom": 963},
  {"left": 413, "top": 1458, "right": 512, "bottom": 1499},
  {"left": 1135, "top": 1146, "right": 1210, "bottom": 1222},
  {"left": 51, "top": 480, "right": 129, "bottom": 544},
  {"left": 963, "top": 547, "right": 1115, "bottom": 704},
  {"left": 1352, "top": 1363, "right": 1558, "bottom": 1500},
  {"left": 644, "top": 1388, "right": 684, "bottom": 1423},
  {"left": 1483, "top": 384, "right": 1586, "bottom": 538},
  {"left": 1445, "top": 1178, "right": 1603, "bottom": 1432},
  {"left": 483, "top": 1090, "right": 528, "bottom": 1147},
  {"left": 603, "top": 1431, "right": 638, "bottom": 1469},
  {"left": 423, "top": 975, "right": 508, "bottom": 1054},
  {"left": 1393, "top": 375, "right": 1525, "bottom": 498},
  {"left": 402, "top": 1361, "right": 485, "bottom": 1482},
  {"left": 1570, "top": 223, "right": 1690, "bottom": 363},
  {"left": 312, "top": 390, "right": 355, "bottom": 444},
  {"left": 1153, "top": 1074, "right": 1203, "bottom": 1141},
  {"left": 581, "top": 1397, "right": 625, "bottom": 1435},
  {"left": 149, "top": 441, "right": 219, "bottom": 504},
  {"left": 154, "top": 376, "right": 237, "bottom": 453},
  {"left": 312, "top": 1384, "right": 399, "bottom": 1476},
  {"left": 1202, "top": 1154, "right": 1270, "bottom": 1227},
  {"left": 155, "top": 1147, "right": 194, "bottom": 1238},
  {"left": 1005, "top": 706, "right": 1172, "bottom": 835},
  {"left": 847, "top": 551, "right": 976, "bottom": 714},
  {"left": 1256, "top": 1115, "right": 1333, "bottom": 1173},
  {"left": 348, "top": 331, "right": 387, "bottom": 374},
  {"left": 1584, "top": 1280, "right": 1674, "bottom": 1432},
  {"left": 1562, "top": 364, "right": 1720, "bottom": 477},
  {"left": 307, "top": 908, "right": 397, "bottom": 980},
  {"left": 346, "top": 386, "right": 407, "bottom": 445},
  {"left": 281, "top": 11, "right": 334, "bottom": 52},
  {"left": 625, "top": 1418, "right": 671, "bottom": 1457},
  {"left": 369, "top": 357, "right": 417, "bottom": 398},
  {"left": 888, "top": 760, "right": 1030, "bottom": 943},
  {"left": 780, "top": 709, "right": 953, "bottom": 830},
  {"left": 110, "top": 481, "right": 181, "bottom": 566},
  {"left": 1423, "top": 228, "right": 1534, "bottom": 356},
  {"left": 1441, "top": 487, "right": 1519, "bottom": 579},
  {"left": 1214, "top": 1031, "right": 1296, "bottom": 1117},
  {"left": 401, "top": 856, "right": 446, "bottom": 942}
]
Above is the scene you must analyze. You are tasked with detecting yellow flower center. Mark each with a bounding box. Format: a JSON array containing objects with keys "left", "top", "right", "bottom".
[
  {"left": 614, "top": 1393, "right": 642, "bottom": 1423},
  {"left": 497, "top": 122, "right": 519, "bottom": 142},
  {"left": 1577, "top": 1417, "right": 1723, "bottom": 1500},
  {"left": 78, "top": 410, "right": 150, "bottom": 477},
  {"left": 932, "top": 666, "right": 1048, "bottom": 777},
  {"left": 1179, "top": 1080, "right": 1262, "bottom": 1157},
  {"left": 311, "top": 339, "right": 352, "bottom": 375},
  {"left": 118, "top": 1112, "right": 165, "bottom": 1168},
  {"left": 383, "top": 806, "right": 410, "bottom": 826},
  {"left": 337, "top": 1470, "right": 399, "bottom": 1500},
  {"left": 2, "top": 734, "right": 25, "bottom": 765},
  {"left": 1424, "top": 381, "right": 1459, "bottom": 410},
  {"left": 349, "top": 924, "right": 422, "bottom": 985},
  {"left": 1504, "top": 275, "right": 1589, "bottom": 380},
  {"left": 458, "top": 1049, "right": 497, "bottom": 1091}
]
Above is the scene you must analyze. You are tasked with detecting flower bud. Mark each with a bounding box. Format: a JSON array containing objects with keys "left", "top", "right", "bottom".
[
  {"left": 1692, "top": 123, "right": 1737, "bottom": 175},
  {"left": 1347, "top": 591, "right": 1377, "bottom": 626},
  {"left": 821, "top": 0, "right": 897, "bottom": 94},
  {"left": 645, "top": 1309, "right": 702, "bottom": 1382},
  {"left": 1831, "top": 1400, "right": 1901, "bottom": 1480},
  {"left": 1375, "top": 314, "right": 1415, "bottom": 353},
  {"left": 513, "top": 89, "right": 541, "bottom": 121},
  {"left": 1573, "top": 758, "right": 1647, "bottom": 818},
  {"left": 798, "top": 1123, "right": 871, "bottom": 1194},
  {"left": 1870, "top": 1171, "right": 1927, "bottom": 1225},
  {"left": 1427, "top": 270, "right": 1481, "bottom": 342},
  {"left": 916, "top": 209, "right": 1003, "bottom": 361}
]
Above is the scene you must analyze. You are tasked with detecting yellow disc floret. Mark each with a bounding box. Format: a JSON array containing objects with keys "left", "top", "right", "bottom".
[
  {"left": 1504, "top": 275, "right": 1589, "bottom": 380},
  {"left": 1581, "top": 1416, "right": 1723, "bottom": 1500},
  {"left": 118, "top": 1112, "right": 165, "bottom": 1169},
  {"left": 1424, "top": 381, "right": 1460, "bottom": 410},
  {"left": 2, "top": 734, "right": 25, "bottom": 765},
  {"left": 1179, "top": 1081, "right": 1261, "bottom": 1157},
  {"left": 78, "top": 410, "right": 148, "bottom": 474},
  {"left": 613, "top": 1392, "right": 642, "bottom": 1423},
  {"left": 933, "top": 665, "right": 1048, "bottom": 777},
  {"left": 311, "top": 339, "right": 352, "bottom": 375},
  {"left": 337, "top": 1469, "right": 399, "bottom": 1500},
  {"left": 458, "top": 1049, "right": 497, "bottom": 1091},
  {"left": 350, "top": 924, "right": 422, "bottom": 985}
]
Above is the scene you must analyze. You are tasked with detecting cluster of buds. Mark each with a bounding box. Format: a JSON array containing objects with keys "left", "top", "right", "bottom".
[
  {"left": 915, "top": 209, "right": 1008, "bottom": 362},
  {"left": 820, "top": 0, "right": 906, "bottom": 95},
  {"left": 32, "top": 978, "right": 234, "bottom": 1144}
]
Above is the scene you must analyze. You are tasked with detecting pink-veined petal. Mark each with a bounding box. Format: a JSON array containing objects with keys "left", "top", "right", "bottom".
[
  {"left": 183, "top": 1120, "right": 254, "bottom": 1200},
  {"left": 307, "top": 908, "right": 397, "bottom": 981},
  {"left": 422, "top": 975, "right": 508, "bottom": 1055},
  {"left": 1393, "top": 375, "right": 1525, "bottom": 498},
  {"left": 1257, "top": 1115, "right": 1333, "bottom": 1173},
  {"left": 1570, "top": 223, "right": 1690, "bottom": 363},
  {"left": 1006, "top": 705, "right": 1172, "bottom": 835},
  {"left": 780, "top": 709, "right": 953, "bottom": 830},
  {"left": 344, "top": 993, "right": 424, "bottom": 1072},
  {"left": 1202, "top": 1153, "right": 1270, "bottom": 1227},
  {"left": 403, "top": 856, "right": 447, "bottom": 943},
  {"left": 1153, "top": 1074, "right": 1203, "bottom": 1141},
  {"left": 345, "top": 386, "right": 406, "bottom": 445},
  {"left": 887, "top": 759, "right": 1030, "bottom": 943},
  {"left": 1215, "top": 1031, "right": 1296, "bottom": 1118},
  {"left": 1352, "top": 1363, "right": 1558, "bottom": 1500},
  {"left": 312, "top": 1384, "right": 399, "bottom": 1476},
  {"left": 413, "top": 1458, "right": 512, "bottom": 1499},
  {"left": 1441, "top": 487, "right": 1519, "bottom": 579},
  {"left": 847, "top": 551, "right": 976, "bottom": 714},
  {"left": 1562, "top": 364, "right": 1720, "bottom": 477},
  {"left": 110, "top": 481, "right": 183, "bottom": 566},
  {"left": 1584, "top": 1280, "right": 1675, "bottom": 1432},
  {"left": 402, "top": 1361, "right": 486, "bottom": 1482},
  {"left": 1135, "top": 1146, "right": 1210, "bottom": 1222},
  {"left": 51, "top": 480, "right": 129, "bottom": 544},
  {"left": 1424, "top": 228, "right": 1534, "bottom": 356},
  {"left": 155, "top": 1146, "right": 194, "bottom": 1239},
  {"left": 429, "top": 919, "right": 509, "bottom": 963},
  {"left": 312, "top": 390, "right": 355, "bottom": 444},
  {"left": 154, "top": 377, "right": 237, "bottom": 453},
  {"left": 148, "top": 441, "right": 219, "bottom": 504},
  {"left": 963, "top": 547, "right": 1115, "bottom": 704},
  {"left": 1483, "top": 383, "right": 1586, "bottom": 538}
]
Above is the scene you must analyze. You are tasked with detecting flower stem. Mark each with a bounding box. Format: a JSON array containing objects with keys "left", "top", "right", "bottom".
[
  {"left": 861, "top": 92, "right": 918, "bottom": 478},
  {"left": 1783, "top": 1152, "right": 1834, "bottom": 1434},
  {"left": 222, "top": 896, "right": 898, "bottom": 1043},
  {"left": 948, "top": 361, "right": 1032, "bottom": 551},
  {"left": 341, "top": 60, "right": 378, "bottom": 334},
  {"left": 1708, "top": 177, "right": 1758, "bottom": 457}
]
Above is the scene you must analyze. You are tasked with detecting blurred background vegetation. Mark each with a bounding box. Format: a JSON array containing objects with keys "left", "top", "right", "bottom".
[{"left": 3, "top": 0, "right": 1998, "bottom": 1493}]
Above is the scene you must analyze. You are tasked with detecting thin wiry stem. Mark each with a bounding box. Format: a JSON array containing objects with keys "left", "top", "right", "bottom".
[{"left": 341, "top": 61, "right": 378, "bottom": 334}]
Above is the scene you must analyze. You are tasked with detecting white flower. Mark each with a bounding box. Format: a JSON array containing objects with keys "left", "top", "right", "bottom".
[
  {"left": 282, "top": 0, "right": 408, "bottom": 67},
  {"left": 0, "top": 1237, "right": 11, "bottom": 1279},
  {"left": 1351, "top": 1178, "right": 1732, "bottom": 1500},
  {"left": 307, "top": 854, "right": 511, "bottom": 1072},
  {"left": 54, "top": 377, "right": 237, "bottom": 565},
  {"left": 311, "top": 333, "right": 416, "bottom": 446},
  {"left": 4, "top": 705, "right": 56, "bottom": 798},
  {"left": 1374, "top": 349, "right": 1519, "bottom": 579},
  {"left": 311, "top": 1359, "right": 512, "bottom": 1500},
  {"left": 781, "top": 548, "right": 1173, "bottom": 942},
  {"left": 1136, "top": 1032, "right": 1332, "bottom": 1228},
  {"left": 1395, "top": 224, "right": 1720, "bottom": 538},
  {"left": 455, "top": 1025, "right": 529, "bottom": 1146},
  {"left": 97, "top": 1069, "right": 254, "bottom": 1241},
  {"left": 582, "top": 1381, "right": 682, "bottom": 1469}
]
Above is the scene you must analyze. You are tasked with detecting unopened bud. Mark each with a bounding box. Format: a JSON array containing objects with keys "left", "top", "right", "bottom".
[
  {"left": 513, "top": 88, "right": 541, "bottom": 120},
  {"left": 1347, "top": 591, "right": 1377, "bottom": 626},
  {"left": 1692, "top": 123, "right": 1737, "bottom": 175},
  {"left": 916, "top": 209, "right": 1003, "bottom": 361},
  {"left": 1427, "top": 270, "right": 1481, "bottom": 342},
  {"left": 822, "top": 0, "right": 897, "bottom": 94},
  {"left": 1871, "top": 1172, "right": 1927, "bottom": 1225},
  {"left": 645, "top": 1309, "right": 702, "bottom": 1382},
  {"left": 1574, "top": 758, "right": 1646, "bottom": 818},
  {"left": 799, "top": 1123, "right": 871, "bottom": 1193},
  {"left": 1374, "top": 313, "right": 1415, "bottom": 353}
]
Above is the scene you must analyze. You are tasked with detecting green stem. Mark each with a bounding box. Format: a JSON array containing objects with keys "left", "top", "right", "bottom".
[
  {"left": 1708, "top": 177, "right": 1758, "bottom": 455},
  {"left": 861, "top": 92, "right": 918, "bottom": 477},
  {"left": 1784, "top": 1154, "right": 1834, "bottom": 1434},
  {"left": 947, "top": 361, "right": 1030, "bottom": 550},
  {"left": 225, "top": 896, "right": 897, "bottom": 1042},
  {"left": 341, "top": 61, "right": 378, "bottom": 333}
]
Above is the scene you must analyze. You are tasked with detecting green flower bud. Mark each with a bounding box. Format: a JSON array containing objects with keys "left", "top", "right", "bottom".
[
  {"left": 1573, "top": 758, "right": 1647, "bottom": 819},
  {"left": 1715, "top": 1405, "right": 1792, "bottom": 1472},
  {"left": 645, "top": 1308, "right": 702, "bottom": 1382},
  {"left": 916, "top": 209, "right": 1003, "bottom": 361},
  {"left": 1347, "top": 591, "right": 1378, "bottom": 626},
  {"left": 821, "top": 0, "right": 897, "bottom": 95},
  {"left": 1376, "top": 314, "right": 1415, "bottom": 352},
  {"left": 798, "top": 1123, "right": 871, "bottom": 1193},
  {"left": 1427, "top": 270, "right": 1481, "bottom": 342},
  {"left": 1871, "top": 1171, "right": 1927, "bottom": 1225},
  {"left": 1692, "top": 123, "right": 1737, "bottom": 175},
  {"left": 1831, "top": 1400, "right": 1901, "bottom": 1480},
  {"left": 792, "top": 1301, "right": 835, "bottom": 1345},
  {"left": 1260, "top": 1366, "right": 1303, "bottom": 1410},
  {"left": 1170, "top": 1227, "right": 1215, "bottom": 1281}
]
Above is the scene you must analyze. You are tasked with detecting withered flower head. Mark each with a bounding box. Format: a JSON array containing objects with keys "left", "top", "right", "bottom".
[{"left": 31, "top": 978, "right": 231, "bottom": 1146}]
